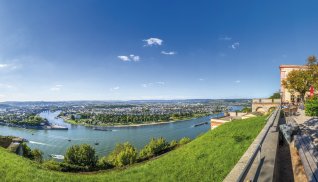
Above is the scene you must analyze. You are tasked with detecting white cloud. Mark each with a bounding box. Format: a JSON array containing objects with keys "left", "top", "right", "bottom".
[
  {"left": 50, "top": 87, "right": 61, "bottom": 91},
  {"left": 219, "top": 36, "right": 232, "bottom": 41},
  {"left": 156, "top": 81, "right": 165, "bottom": 85},
  {"left": 231, "top": 42, "right": 240, "bottom": 49},
  {"left": 161, "top": 51, "right": 176, "bottom": 55},
  {"left": 118, "top": 56, "right": 130, "bottom": 62},
  {"left": 142, "top": 83, "right": 153, "bottom": 88},
  {"left": 110, "top": 86, "right": 120, "bottom": 91},
  {"left": 118, "top": 55, "right": 140, "bottom": 62},
  {"left": 129, "top": 54, "right": 140, "bottom": 61},
  {"left": 198, "top": 78, "right": 204, "bottom": 81},
  {"left": 235, "top": 80, "right": 241, "bottom": 83},
  {"left": 0, "top": 63, "right": 20, "bottom": 71},
  {"left": 0, "top": 83, "right": 13, "bottom": 89},
  {"left": 50, "top": 84, "right": 63, "bottom": 91},
  {"left": 0, "top": 94, "right": 5, "bottom": 99},
  {"left": 0, "top": 64, "right": 8, "bottom": 68},
  {"left": 143, "top": 38, "right": 163, "bottom": 46},
  {"left": 142, "top": 82, "right": 165, "bottom": 88}
]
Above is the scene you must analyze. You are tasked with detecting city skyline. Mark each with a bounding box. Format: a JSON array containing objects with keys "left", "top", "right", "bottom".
[{"left": 1, "top": 0, "right": 318, "bottom": 101}]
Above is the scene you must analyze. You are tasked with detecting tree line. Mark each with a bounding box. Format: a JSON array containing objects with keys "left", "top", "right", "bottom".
[{"left": 24, "top": 137, "right": 192, "bottom": 172}]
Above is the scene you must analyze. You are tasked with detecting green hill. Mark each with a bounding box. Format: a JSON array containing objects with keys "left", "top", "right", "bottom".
[{"left": 0, "top": 116, "right": 267, "bottom": 182}]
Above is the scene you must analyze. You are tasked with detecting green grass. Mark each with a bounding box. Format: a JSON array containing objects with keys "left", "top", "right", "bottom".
[{"left": 0, "top": 116, "right": 267, "bottom": 182}]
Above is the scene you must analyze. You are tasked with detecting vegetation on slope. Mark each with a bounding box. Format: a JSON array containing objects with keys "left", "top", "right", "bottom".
[{"left": 0, "top": 115, "right": 267, "bottom": 182}]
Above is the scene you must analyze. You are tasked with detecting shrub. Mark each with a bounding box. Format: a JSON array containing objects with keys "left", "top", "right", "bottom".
[
  {"left": 31, "top": 149, "right": 43, "bottom": 163},
  {"left": 64, "top": 144, "right": 98, "bottom": 169},
  {"left": 305, "top": 97, "right": 318, "bottom": 116},
  {"left": 59, "top": 162, "right": 89, "bottom": 172},
  {"left": 21, "top": 143, "right": 33, "bottom": 159},
  {"left": 139, "top": 137, "right": 169, "bottom": 159},
  {"left": 97, "top": 156, "right": 113, "bottom": 169},
  {"left": 169, "top": 140, "right": 178, "bottom": 149},
  {"left": 179, "top": 137, "right": 191, "bottom": 145},
  {"left": 107, "top": 142, "right": 137, "bottom": 167},
  {"left": 42, "top": 160, "right": 62, "bottom": 171},
  {"left": 241, "top": 107, "right": 252, "bottom": 113}
]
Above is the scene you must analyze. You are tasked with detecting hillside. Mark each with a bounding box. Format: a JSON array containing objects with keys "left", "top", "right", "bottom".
[{"left": 0, "top": 116, "right": 267, "bottom": 182}]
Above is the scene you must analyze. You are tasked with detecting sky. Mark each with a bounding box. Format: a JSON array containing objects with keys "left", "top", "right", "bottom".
[{"left": 0, "top": 0, "right": 318, "bottom": 101}]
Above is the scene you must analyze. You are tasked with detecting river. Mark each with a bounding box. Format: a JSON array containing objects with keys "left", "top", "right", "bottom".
[{"left": 0, "top": 106, "right": 242, "bottom": 158}]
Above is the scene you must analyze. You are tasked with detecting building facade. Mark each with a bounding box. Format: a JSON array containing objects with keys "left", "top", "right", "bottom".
[{"left": 280, "top": 64, "right": 308, "bottom": 103}]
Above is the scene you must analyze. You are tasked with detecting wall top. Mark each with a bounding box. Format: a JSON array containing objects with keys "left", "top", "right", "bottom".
[{"left": 279, "top": 65, "right": 308, "bottom": 69}]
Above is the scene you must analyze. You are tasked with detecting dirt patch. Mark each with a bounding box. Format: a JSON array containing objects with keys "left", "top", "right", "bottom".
[{"left": 290, "top": 142, "right": 308, "bottom": 182}]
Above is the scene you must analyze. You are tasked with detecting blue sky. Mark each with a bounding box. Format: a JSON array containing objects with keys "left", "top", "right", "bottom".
[{"left": 0, "top": 0, "right": 318, "bottom": 101}]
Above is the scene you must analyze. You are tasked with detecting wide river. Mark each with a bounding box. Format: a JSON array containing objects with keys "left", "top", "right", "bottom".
[{"left": 0, "top": 106, "right": 242, "bottom": 158}]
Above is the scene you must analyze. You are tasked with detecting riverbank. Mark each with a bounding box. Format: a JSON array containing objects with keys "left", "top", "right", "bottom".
[
  {"left": 0, "top": 115, "right": 267, "bottom": 181},
  {"left": 0, "top": 121, "right": 68, "bottom": 130},
  {"left": 63, "top": 113, "right": 217, "bottom": 128}
]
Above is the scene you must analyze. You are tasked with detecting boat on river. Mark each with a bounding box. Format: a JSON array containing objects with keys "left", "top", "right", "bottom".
[
  {"left": 50, "top": 154, "right": 64, "bottom": 160},
  {"left": 193, "top": 122, "right": 209, "bottom": 127},
  {"left": 92, "top": 127, "right": 112, "bottom": 131}
]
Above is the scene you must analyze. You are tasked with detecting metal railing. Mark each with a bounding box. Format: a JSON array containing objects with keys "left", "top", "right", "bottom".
[{"left": 235, "top": 108, "right": 281, "bottom": 182}]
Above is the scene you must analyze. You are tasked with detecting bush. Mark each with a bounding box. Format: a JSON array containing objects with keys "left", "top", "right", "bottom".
[
  {"left": 21, "top": 143, "right": 33, "bottom": 159},
  {"left": 305, "top": 97, "right": 318, "bottom": 116},
  {"left": 64, "top": 144, "right": 98, "bottom": 169},
  {"left": 139, "top": 137, "right": 169, "bottom": 159},
  {"left": 59, "top": 162, "right": 89, "bottom": 172},
  {"left": 241, "top": 107, "right": 252, "bottom": 113},
  {"left": 97, "top": 156, "right": 113, "bottom": 169},
  {"left": 169, "top": 140, "right": 178, "bottom": 149},
  {"left": 31, "top": 149, "right": 43, "bottom": 163},
  {"left": 179, "top": 137, "right": 191, "bottom": 145},
  {"left": 42, "top": 160, "right": 62, "bottom": 171},
  {"left": 107, "top": 142, "right": 137, "bottom": 167}
]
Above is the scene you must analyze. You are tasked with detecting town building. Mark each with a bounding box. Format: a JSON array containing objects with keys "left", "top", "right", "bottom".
[{"left": 280, "top": 64, "right": 308, "bottom": 103}]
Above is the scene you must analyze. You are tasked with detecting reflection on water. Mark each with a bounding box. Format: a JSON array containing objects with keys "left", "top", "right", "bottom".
[{"left": 0, "top": 106, "right": 242, "bottom": 158}]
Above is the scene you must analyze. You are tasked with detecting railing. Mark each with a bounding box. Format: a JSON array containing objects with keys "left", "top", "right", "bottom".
[
  {"left": 252, "top": 98, "right": 281, "bottom": 104},
  {"left": 224, "top": 107, "right": 281, "bottom": 182}
]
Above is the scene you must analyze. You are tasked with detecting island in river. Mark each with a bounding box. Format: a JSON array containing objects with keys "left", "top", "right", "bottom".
[{"left": 0, "top": 113, "right": 68, "bottom": 130}]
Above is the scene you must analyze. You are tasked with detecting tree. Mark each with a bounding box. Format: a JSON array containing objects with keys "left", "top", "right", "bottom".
[
  {"left": 64, "top": 144, "right": 98, "bottom": 168},
  {"left": 70, "top": 115, "right": 75, "bottom": 120},
  {"left": 307, "top": 55, "right": 317, "bottom": 66},
  {"left": 107, "top": 142, "right": 137, "bottom": 167},
  {"left": 282, "top": 69, "right": 313, "bottom": 101},
  {"left": 269, "top": 92, "right": 281, "bottom": 99},
  {"left": 307, "top": 55, "right": 318, "bottom": 90}
]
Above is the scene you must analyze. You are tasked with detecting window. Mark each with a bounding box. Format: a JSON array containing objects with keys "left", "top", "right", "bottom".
[{"left": 291, "top": 95, "right": 295, "bottom": 103}]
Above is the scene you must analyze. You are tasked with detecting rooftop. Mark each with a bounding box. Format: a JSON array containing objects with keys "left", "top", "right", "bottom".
[{"left": 280, "top": 65, "right": 308, "bottom": 69}]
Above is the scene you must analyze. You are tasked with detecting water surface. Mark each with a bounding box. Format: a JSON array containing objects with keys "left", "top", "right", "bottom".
[{"left": 0, "top": 106, "right": 242, "bottom": 158}]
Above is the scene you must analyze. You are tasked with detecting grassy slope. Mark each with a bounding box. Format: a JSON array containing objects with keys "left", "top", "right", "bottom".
[{"left": 0, "top": 116, "right": 267, "bottom": 182}]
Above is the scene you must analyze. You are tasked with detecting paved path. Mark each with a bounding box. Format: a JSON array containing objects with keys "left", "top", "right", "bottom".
[{"left": 293, "top": 109, "right": 313, "bottom": 124}]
